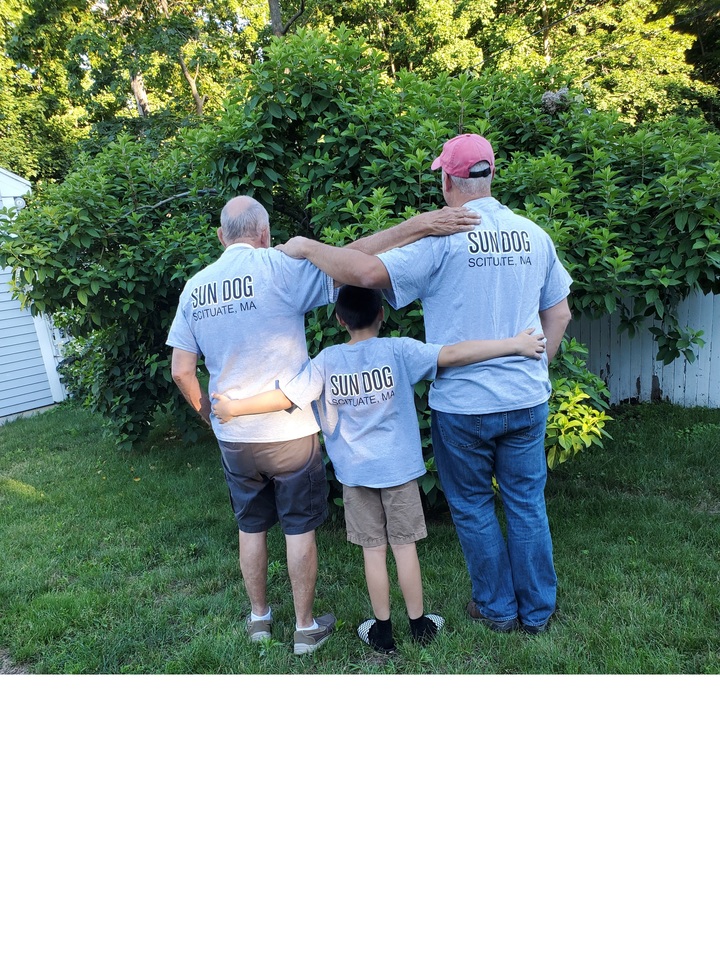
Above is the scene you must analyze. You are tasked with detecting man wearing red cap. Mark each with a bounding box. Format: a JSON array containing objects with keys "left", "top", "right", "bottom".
[{"left": 278, "top": 133, "right": 572, "bottom": 634}]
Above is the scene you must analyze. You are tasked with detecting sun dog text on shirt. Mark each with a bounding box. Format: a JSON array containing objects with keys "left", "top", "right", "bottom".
[
  {"left": 466, "top": 229, "right": 533, "bottom": 268},
  {"left": 189, "top": 276, "right": 257, "bottom": 320},
  {"left": 328, "top": 366, "right": 395, "bottom": 405}
]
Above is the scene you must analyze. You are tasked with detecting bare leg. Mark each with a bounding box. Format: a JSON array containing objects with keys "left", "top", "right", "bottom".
[
  {"left": 363, "top": 545, "right": 391, "bottom": 620},
  {"left": 391, "top": 542, "right": 424, "bottom": 619},
  {"left": 285, "top": 530, "right": 317, "bottom": 628},
  {"left": 238, "top": 530, "right": 270, "bottom": 617}
]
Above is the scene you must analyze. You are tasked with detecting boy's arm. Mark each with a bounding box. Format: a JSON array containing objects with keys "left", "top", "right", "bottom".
[
  {"left": 211, "top": 388, "right": 293, "bottom": 423},
  {"left": 437, "top": 328, "right": 547, "bottom": 367}
]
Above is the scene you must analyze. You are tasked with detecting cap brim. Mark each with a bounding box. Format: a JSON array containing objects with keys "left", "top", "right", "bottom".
[{"left": 430, "top": 155, "right": 443, "bottom": 170}]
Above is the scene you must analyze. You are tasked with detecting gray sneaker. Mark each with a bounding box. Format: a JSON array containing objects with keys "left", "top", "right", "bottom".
[
  {"left": 293, "top": 613, "right": 336, "bottom": 655},
  {"left": 246, "top": 614, "right": 273, "bottom": 642}
]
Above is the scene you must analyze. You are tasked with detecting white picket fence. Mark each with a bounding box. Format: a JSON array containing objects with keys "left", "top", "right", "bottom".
[{"left": 568, "top": 289, "right": 720, "bottom": 408}]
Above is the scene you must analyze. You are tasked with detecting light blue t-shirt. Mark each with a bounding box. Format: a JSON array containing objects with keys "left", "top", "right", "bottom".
[
  {"left": 167, "top": 243, "right": 334, "bottom": 442},
  {"left": 378, "top": 197, "right": 572, "bottom": 415},
  {"left": 281, "top": 336, "right": 442, "bottom": 488}
]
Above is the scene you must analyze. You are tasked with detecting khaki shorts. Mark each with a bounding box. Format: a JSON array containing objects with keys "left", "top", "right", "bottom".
[
  {"left": 343, "top": 479, "right": 427, "bottom": 547},
  {"left": 218, "top": 433, "right": 328, "bottom": 535}
]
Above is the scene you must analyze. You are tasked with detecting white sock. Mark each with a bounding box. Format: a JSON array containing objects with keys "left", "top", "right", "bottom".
[
  {"left": 251, "top": 607, "right": 272, "bottom": 622},
  {"left": 296, "top": 619, "right": 318, "bottom": 632}
]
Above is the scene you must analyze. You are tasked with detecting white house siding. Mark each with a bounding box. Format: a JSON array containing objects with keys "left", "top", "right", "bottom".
[
  {"left": 0, "top": 166, "right": 65, "bottom": 420},
  {"left": 568, "top": 290, "right": 720, "bottom": 408},
  {"left": 0, "top": 268, "right": 56, "bottom": 417}
]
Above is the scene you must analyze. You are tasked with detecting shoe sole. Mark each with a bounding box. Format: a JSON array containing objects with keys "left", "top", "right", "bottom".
[
  {"left": 293, "top": 614, "right": 336, "bottom": 654},
  {"left": 293, "top": 635, "right": 329, "bottom": 655},
  {"left": 357, "top": 619, "right": 375, "bottom": 643},
  {"left": 246, "top": 620, "right": 272, "bottom": 642}
]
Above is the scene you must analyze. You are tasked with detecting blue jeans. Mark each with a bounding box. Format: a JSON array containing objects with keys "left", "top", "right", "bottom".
[{"left": 432, "top": 402, "right": 556, "bottom": 629}]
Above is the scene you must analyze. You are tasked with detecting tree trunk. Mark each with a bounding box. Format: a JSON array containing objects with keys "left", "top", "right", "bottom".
[
  {"left": 130, "top": 73, "right": 151, "bottom": 117},
  {"left": 268, "top": 0, "right": 305, "bottom": 37},
  {"left": 542, "top": 1, "right": 551, "bottom": 65},
  {"left": 268, "top": 0, "right": 284, "bottom": 36},
  {"left": 178, "top": 54, "right": 205, "bottom": 116}
]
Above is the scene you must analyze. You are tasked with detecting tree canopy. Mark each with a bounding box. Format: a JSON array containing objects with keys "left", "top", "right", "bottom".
[
  {"left": 0, "top": 0, "right": 90, "bottom": 180},
  {"left": 1, "top": 0, "right": 719, "bottom": 181},
  {"left": 309, "top": 0, "right": 718, "bottom": 121},
  {"left": 0, "top": 0, "right": 270, "bottom": 180},
  {"left": 484, "top": 0, "right": 717, "bottom": 122}
]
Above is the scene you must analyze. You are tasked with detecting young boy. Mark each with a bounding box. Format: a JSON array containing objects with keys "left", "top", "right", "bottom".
[{"left": 212, "top": 286, "right": 545, "bottom": 653}]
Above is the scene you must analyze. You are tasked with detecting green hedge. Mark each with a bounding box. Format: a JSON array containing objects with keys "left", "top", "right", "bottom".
[{"left": 3, "top": 29, "right": 719, "bottom": 477}]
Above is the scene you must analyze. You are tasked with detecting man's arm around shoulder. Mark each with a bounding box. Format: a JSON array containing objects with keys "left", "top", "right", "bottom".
[
  {"left": 277, "top": 237, "right": 390, "bottom": 289},
  {"left": 348, "top": 206, "right": 481, "bottom": 256},
  {"left": 276, "top": 206, "right": 481, "bottom": 289}
]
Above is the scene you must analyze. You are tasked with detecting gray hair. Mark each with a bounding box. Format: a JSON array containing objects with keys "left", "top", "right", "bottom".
[
  {"left": 449, "top": 161, "right": 492, "bottom": 196},
  {"left": 220, "top": 197, "right": 270, "bottom": 242}
]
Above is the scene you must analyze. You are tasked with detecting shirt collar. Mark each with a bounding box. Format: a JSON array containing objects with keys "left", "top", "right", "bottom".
[{"left": 224, "top": 242, "right": 257, "bottom": 251}]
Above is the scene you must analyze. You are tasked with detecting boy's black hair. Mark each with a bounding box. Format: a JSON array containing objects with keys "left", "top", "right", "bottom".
[{"left": 335, "top": 285, "right": 383, "bottom": 330}]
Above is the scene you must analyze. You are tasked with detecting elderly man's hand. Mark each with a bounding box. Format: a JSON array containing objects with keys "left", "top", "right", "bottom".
[{"left": 417, "top": 206, "right": 482, "bottom": 235}]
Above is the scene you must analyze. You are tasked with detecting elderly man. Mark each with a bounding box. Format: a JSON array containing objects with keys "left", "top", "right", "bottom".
[
  {"left": 278, "top": 135, "right": 572, "bottom": 635},
  {"left": 168, "top": 195, "right": 480, "bottom": 654}
]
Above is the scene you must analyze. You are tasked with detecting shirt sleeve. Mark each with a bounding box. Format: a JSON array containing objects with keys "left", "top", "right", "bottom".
[
  {"left": 281, "top": 357, "right": 326, "bottom": 409},
  {"left": 166, "top": 289, "right": 200, "bottom": 354},
  {"left": 396, "top": 338, "right": 443, "bottom": 384},
  {"left": 377, "top": 236, "right": 446, "bottom": 309},
  {"left": 275, "top": 252, "right": 335, "bottom": 312},
  {"left": 539, "top": 239, "right": 573, "bottom": 311}
]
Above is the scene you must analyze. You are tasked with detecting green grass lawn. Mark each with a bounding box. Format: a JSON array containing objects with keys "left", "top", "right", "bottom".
[{"left": 2, "top": 400, "right": 719, "bottom": 674}]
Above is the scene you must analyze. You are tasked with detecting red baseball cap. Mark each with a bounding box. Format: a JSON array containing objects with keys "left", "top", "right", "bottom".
[{"left": 431, "top": 134, "right": 495, "bottom": 178}]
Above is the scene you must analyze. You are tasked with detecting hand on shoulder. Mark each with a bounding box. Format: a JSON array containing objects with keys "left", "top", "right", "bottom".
[
  {"left": 418, "top": 206, "right": 482, "bottom": 236},
  {"left": 275, "top": 236, "right": 312, "bottom": 259}
]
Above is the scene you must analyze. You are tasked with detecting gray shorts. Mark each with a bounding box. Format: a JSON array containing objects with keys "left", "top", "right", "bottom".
[
  {"left": 218, "top": 433, "right": 328, "bottom": 535},
  {"left": 342, "top": 479, "right": 427, "bottom": 547}
]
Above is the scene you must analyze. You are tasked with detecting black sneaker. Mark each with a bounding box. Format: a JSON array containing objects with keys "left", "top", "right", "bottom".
[
  {"left": 409, "top": 613, "right": 445, "bottom": 645},
  {"left": 466, "top": 600, "right": 518, "bottom": 633},
  {"left": 357, "top": 619, "right": 395, "bottom": 653}
]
